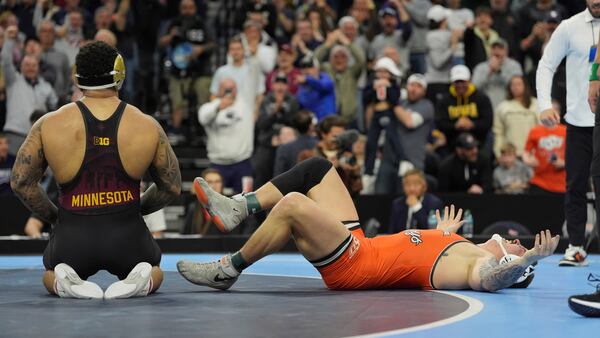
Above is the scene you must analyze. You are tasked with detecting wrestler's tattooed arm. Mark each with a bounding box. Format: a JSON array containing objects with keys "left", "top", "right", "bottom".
[
  {"left": 10, "top": 117, "right": 58, "bottom": 224},
  {"left": 476, "top": 257, "right": 529, "bottom": 292},
  {"left": 141, "top": 122, "right": 182, "bottom": 215}
]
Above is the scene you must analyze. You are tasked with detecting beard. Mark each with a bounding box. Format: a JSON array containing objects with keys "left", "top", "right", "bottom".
[{"left": 589, "top": 4, "right": 600, "bottom": 18}]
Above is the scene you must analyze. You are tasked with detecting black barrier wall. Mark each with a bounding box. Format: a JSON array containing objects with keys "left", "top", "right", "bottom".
[{"left": 1, "top": 193, "right": 566, "bottom": 236}]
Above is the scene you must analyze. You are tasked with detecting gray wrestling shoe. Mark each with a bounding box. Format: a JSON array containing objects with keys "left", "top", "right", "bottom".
[
  {"left": 104, "top": 262, "right": 152, "bottom": 299},
  {"left": 193, "top": 177, "right": 248, "bottom": 233},
  {"left": 177, "top": 255, "right": 239, "bottom": 290},
  {"left": 54, "top": 263, "right": 103, "bottom": 299}
]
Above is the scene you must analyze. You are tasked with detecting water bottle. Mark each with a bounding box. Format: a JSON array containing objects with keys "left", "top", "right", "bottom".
[
  {"left": 462, "top": 209, "right": 474, "bottom": 238},
  {"left": 427, "top": 210, "right": 437, "bottom": 229}
]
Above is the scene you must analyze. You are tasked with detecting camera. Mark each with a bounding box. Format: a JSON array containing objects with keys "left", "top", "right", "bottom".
[{"left": 334, "top": 130, "right": 360, "bottom": 167}]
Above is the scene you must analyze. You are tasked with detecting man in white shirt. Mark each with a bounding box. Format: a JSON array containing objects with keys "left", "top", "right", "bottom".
[
  {"left": 537, "top": 0, "right": 600, "bottom": 267},
  {"left": 199, "top": 56, "right": 260, "bottom": 193}
]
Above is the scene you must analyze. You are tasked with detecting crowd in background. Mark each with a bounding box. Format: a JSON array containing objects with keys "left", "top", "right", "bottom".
[{"left": 0, "top": 0, "right": 587, "bottom": 234}]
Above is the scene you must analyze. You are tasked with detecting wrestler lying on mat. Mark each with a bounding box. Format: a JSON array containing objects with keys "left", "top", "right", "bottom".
[
  {"left": 11, "top": 41, "right": 181, "bottom": 299},
  {"left": 178, "top": 157, "right": 558, "bottom": 292}
]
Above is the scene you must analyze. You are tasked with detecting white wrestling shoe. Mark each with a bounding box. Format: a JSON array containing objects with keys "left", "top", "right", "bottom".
[
  {"left": 193, "top": 177, "right": 247, "bottom": 233},
  {"left": 177, "top": 254, "right": 239, "bottom": 290},
  {"left": 104, "top": 262, "right": 153, "bottom": 299},
  {"left": 54, "top": 263, "right": 103, "bottom": 299}
]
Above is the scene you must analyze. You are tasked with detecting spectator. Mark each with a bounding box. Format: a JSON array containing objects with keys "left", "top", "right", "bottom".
[
  {"left": 296, "top": 54, "right": 335, "bottom": 121},
  {"left": 2, "top": 25, "right": 57, "bottom": 155},
  {"left": 376, "top": 74, "right": 435, "bottom": 194},
  {"left": 490, "top": 0, "right": 520, "bottom": 62},
  {"left": 273, "top": 109, "right": 318, "bottom": 176},
  {"left": 306, "top": 116, "right": 363, "bottom": 196},
  {"left": 338, "top": 15, "right": 369, "bottom": 56},
  {"left": 303, "top": 5, "right": 333, "bottom": 43},
  {"left": 214, "top": 0, "right": 247, "bottom": 66},
  {"left": 363, "top": 57, "right": 405, "bottom": 183},
  {"left": 253, "top": 73, "right": 299, "bottom": 187},
  {"left": 272, "top": 0, "right": 295, "bottom": 44},
  {"left": 54, "top": 9, "right": 86, "bottom": 65},
  {"left": 291, "top": 18, "right": 322, "bottom": 66},
  {"left": 183, "top": 168, "right": 224, "bottom": 235},
  {"left": 388, "top": 169, "right": 443, "bottom": 233},
  {"left": 521, "top": 9, "right": 565, "bottom": 110},
  {"left": 446, "top": 0, "right": 474, "bottom": 65},
  {"left": 266, "top": 44, "right": 301, "bottom": 95},
  {"left": 5, "top": 0, "right": 36, "bottom": 40},
  {"left": 435, "top": 64, "right": 493, "bottom": 152},
  {"left": 240, "top": 0, "right": 278, "bottom": 39},
  {"left": 306, "top": 115, "right": 345, "bottom": 162},
  {"left": 94, "top": 28, "right": 116, "bottom": 47},
  {"left": 403, "top": 0, "right": 433, "bottom": 75},
  {"left": 493, "top": 75, "right": 538, "bottom": 158},
  {"left": 241, "top": 19, "right": 277, "bottom": 75},
  {"left": 0, "top": 132, "right": 15, "bottom": 195},
  {"left": 23, "top": 38, "right": 55, "bottom": 88},
  {"left": 199, "top": 73, "right": 259, "bottom": 194},
  {"left": 463, "top": 6, "right": 500, "bottom": 71},
  {"left": 210, "top": 36, "right": 265, "bottom": 120},
  {"left": 48, "top": 0, "right": 91, "bottom": 28},
  {"left": 369, "top": 3, "right": 412, "bottom": 76},
  {"left": 32, "top": 0, "right": 61, "bottom": 30},
  {"left": 522, "top": 122, "right": 567, "bottom": 195},
  {"left": 349, "top": 0, "right": 379, "bottom": 41},
  {"left": 37, "top": 20, "right": 71, "bottom": 105},
  {"left": 471, "top": 38, "right": 523, "bottom": 109},
  {"left": 438, "top": 132, "right": 493, "bottom": 193},
  {"left": 516, "top": 0, "right": 568, "bottom": 47},
  {"left": 425, "top": 4, "right": 459, "bottom": 105},
  {"left": 160, "top": 0, "right": 216, "bottom": 143},
  {"left": 493, "top": 142, "right": 531, "bottom": 194},
  {"left": 106, "top": 0, "right": 137, "bottom": 104},
  {"left": 314, "top": 29, "right": 365, "bottom": 124}
]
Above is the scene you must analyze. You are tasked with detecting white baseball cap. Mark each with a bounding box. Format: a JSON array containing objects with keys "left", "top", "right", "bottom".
[
  {"left": 407, "top": 73, "right": 427, "bottom": 89},
  {"left": 427, "top": 5, "right": 451, "bottom": 23},
  {"left": 374, "top": 57, "right": 402, "bottom": 77},
  {"left": 450, "top": 65, "right": 471, "bottom": 82}
]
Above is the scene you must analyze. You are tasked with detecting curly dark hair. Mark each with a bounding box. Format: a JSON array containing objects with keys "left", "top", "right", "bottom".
[{"left": 75, "top": 41, "right": 118, "bottom": 78}]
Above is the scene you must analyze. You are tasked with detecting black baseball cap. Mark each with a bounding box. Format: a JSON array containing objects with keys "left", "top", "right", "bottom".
[{"left": 456, "top": 133, "right": 479, "bottom": 149}]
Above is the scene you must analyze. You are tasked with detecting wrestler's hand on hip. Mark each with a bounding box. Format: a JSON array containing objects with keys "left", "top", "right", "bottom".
[{"left": 435, "top": 204, "right": 464, "bottom": 233}]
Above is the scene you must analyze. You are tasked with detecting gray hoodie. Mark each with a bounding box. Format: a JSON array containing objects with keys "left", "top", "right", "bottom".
[
  {"left": 425, "top": 30, "right": 453, "bottom": 84},
  {"left": 405, "top": 0, "right": 432, "bottom": 54}
]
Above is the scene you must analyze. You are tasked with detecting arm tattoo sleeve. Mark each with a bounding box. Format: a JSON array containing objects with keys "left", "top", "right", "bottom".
[
  {"left": 478, "top": 257, "right": 529, "bottom": 292},
  {"left": 10, "top": 120, "right": 58, "bottom": 224},
  {"left": 140, "top": 126, "right": 182, "bottom": 215}
]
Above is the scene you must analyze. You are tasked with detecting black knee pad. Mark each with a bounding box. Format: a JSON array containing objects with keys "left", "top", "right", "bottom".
[{"left": 271, "top": 157, "right": 333, "bottom": 195}]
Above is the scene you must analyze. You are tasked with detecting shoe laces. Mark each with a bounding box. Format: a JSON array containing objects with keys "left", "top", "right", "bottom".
[{"left": 587, "top": 273, "right": 600, "bottom": 292}]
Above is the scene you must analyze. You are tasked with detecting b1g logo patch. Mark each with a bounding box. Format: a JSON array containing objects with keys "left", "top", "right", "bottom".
[{"left": 93, "top": 137, "right": 110, "bottom": 146}]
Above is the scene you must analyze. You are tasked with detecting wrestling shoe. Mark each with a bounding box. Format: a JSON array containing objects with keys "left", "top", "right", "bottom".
[
  {"left": 54, "top": 263, "right": 103, "bottom": 299},
  {"left": 559, "top": 245, "right": 588, "bottom": 267},
  {"left": 177, "top": 254, "right": 239, "bottom": 290},
  {"left": 568, "top": 273, "right": 600, "bottom": 317},
  {"left": 104, "top": 262, "right": 152, "bottom": 299},
  {"left": 193, "top": 177, "right": 247, "bottom": 233}
]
